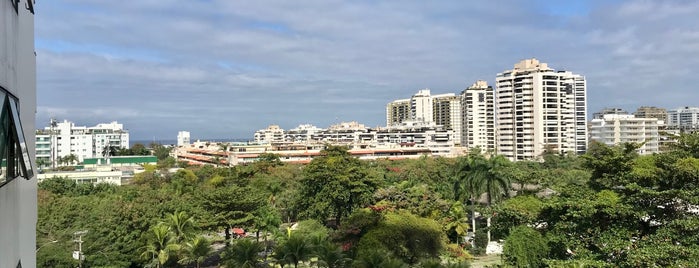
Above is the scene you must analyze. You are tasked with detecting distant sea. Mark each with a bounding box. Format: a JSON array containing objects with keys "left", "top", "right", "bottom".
[{"left": 130, "top": 138, "right": 249, "bottom": 147}]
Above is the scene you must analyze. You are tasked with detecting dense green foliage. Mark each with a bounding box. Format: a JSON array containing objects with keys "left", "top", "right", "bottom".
[
  {"left": 502, "top": 225, "right": 547, "bottom": 268},
  {"left": 37, "top": 136, "right": 699, "bottom": 267}
]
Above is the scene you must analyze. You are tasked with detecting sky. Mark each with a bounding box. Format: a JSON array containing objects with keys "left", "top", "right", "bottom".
[{"left": 36, "top": 0, "right": 699, "bottom": 140}]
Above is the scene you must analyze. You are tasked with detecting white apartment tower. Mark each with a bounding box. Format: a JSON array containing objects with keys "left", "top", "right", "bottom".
[
  {"left": 411, "top": 89, "right": 434, "bottom": 123},
  {"left": 177, "top": 131, "right": 191, "bottom": 146},
  {"left": 461, "top": 80, "right": 495, "bottom": 151},
  {"left": 495, "top": 59, "right": 587, "bottom": 161},
  {"left": 590, "top": 114, "right": 660, "bottom": 155}
]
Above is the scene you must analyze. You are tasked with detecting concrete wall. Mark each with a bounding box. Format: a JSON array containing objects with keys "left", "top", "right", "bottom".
[{"left": 0, "top": 1, "right": 37, "bottom": 267}]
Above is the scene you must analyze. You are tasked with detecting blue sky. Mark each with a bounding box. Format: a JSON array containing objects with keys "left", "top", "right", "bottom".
[{"left": 36, "top": 1, "right": 699, "bottom": 140}]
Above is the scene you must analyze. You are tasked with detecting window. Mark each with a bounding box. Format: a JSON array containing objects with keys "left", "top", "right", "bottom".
[{"left": 0, "top": 87, "right": 34, "bottom": 187}]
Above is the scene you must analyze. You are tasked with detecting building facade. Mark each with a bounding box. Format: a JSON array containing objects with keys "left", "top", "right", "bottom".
[
  {"left": 667, "top": 107, "right": 699, "bottom": 130},
  {"left": 386, "top": 99, "right": 410, "bottom": 126},
  {"left": 1, "top": 2, "right": 37, "bottom": 266},
  {"left": 387, "top": 89, "right": 463, "bottom": 145},
  {"left": 593, "top": 107, "right": 628, "bottom": 119},
  {"left": 461, "top": 80, "right": 495, "bottom": 151},
  {"left": 495, "top": 59, "right": 587, "bottom": 161},
  {"left": 634, "top": 106, "right": 668, "bottom": 125},
  {"left": 253, "top": 125, "right": 285, "bottom": 143},
  {"left": 36, "top": 120, "right": 130, "bottom": 167},
  {"left": 177, "top": 131, "right": 191, "bottom": 146},
  {"left": 589, "top": 114, "right": 660, "bottom": 155},
  {"left": 432, "top": 93, "right": 462, "bottom": 145}
]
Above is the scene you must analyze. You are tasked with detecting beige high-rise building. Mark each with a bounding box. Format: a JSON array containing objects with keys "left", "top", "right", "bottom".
[
  {"left": 495, "top": 59, "right": 587, "bottom": 161},
  {"left": 461, "top": 80, "right": 495, "bottom": 151},
  {"left": 433, "top": 93, "right": 462, "bottom": 144}
]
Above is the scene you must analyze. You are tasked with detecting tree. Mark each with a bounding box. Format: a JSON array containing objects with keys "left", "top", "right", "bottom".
[
  {"left": 165, "top": 210, "right": 196, "bottom": 243},
  {"left": 178, "top": 236, "right": 213, "bottom": 268},
  {"left": 198, "top": 186, "right": 265, "bottom": 241},
  {"left": 356, "top": 211, "right": 446, "bottom": 264},
  {"left": 503, "top": 225, "right": 547, "bottom": 268},
  {"left": 254, "top": 153, "right": 283, "bottom": 174},
  {"left": 353, "top": 250, "right": 407, "bottom": 268},
  {"left": 443, "top": 201, "right": 470, "bottom": 245},
  {"left": 475, "top": 154, "right": 511, "bottom": 243},
  {"left": 454, "top": 152, "right": 512, "bottom": 244},
  {"left": 275, "top": 233, "right": 313, "bottom": 268},
  {"left": 298, "top": 146, "right": 379, "bottom": 226},
  {"left": 222, "top": 238, "right": 263, "bottom": 268},
  {"left": 151, "top": 143, "right": 173, "bottom": 161},
  {"left": 63, "top": 153, "right": 78, "bottom": 165},
  {"left": 314, "top": 240, "right": 351, "bottom": 268},
  {"left": 140, "top": 223, "right": 180, "bottom": 268}
]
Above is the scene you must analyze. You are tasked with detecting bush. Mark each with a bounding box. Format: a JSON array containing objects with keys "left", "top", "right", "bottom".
[
  {"left": 473, "top": 229, "right": 488, "bottom": 250},
  {"left": 356, "top": 211, "right": 446, "bottom": 264},
  {"left": 503, "top": 225, "right": 548, "bottom": 268}
]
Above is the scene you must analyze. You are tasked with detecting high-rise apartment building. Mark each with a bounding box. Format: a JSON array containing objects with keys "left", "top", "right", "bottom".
[
  {"left": 590, "top": 114, "right": 660, "bottom": 155},
  {"left": 36, "top": 120, "right": 130, "bottom": 166},
  {"left": 433, "top": 93, "right": 462, "bottom": 144},
  {"left": 411, "top": 89, "right": 434, "bottom": 123},
  {"left": 177, "top": 131, "right": 191, "bottom": 146},
  {"left": 386, "top": 99, "right": 410, "bottom": 126},
  {"left": 461, "top": 80, "right": 495, "bottom": 151},
  {"left": 634, "top": 106, "right": 668, "bottom": 125},
  {"left": 386, "top": 89, "right": 463, "bottom": 145},
  {"left": 667, "top": 107, "right": 699, "bottom": 130},
  {"left": 495, "top": 59, "right": 587, "bottom": 161}
]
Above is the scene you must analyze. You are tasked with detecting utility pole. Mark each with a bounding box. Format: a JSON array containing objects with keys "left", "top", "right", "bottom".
[{"left": 73, "top": 230, "right": 88, "bottom": 268}]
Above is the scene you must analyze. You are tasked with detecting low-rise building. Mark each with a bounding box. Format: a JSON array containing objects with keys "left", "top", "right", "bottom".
[{"left": 589, "top": 114, "right": 660, "bottom": 155}]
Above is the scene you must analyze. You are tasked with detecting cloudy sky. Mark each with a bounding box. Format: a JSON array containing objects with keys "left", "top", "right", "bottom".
[{"left": 36, "top": 0, "right": 699, "bottom": 140}]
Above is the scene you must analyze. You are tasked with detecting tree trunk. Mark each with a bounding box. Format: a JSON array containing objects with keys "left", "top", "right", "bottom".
[
  {"left": 486, "top": 216, "right": 491, "bottom": 245},
  {"left": 470, "top": 196, "right": 476, "bottom": 248}
]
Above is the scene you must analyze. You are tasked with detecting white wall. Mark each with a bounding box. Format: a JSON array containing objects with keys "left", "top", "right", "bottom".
[{"left": 0, "top": 1, "right": 37, "bottom": 267}]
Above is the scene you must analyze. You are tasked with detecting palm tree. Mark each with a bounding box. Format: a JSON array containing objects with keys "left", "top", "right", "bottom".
[
  {"left": 476, "top": 154, "right": 511, "bottom": 244},
  {"left": 140, "top": 223, "right": 180, "bottom": 268},
  {"left": 453, "top": 153, "right": 485, "bottom": 242},
  {"left": 61, "top": 153, "right": 78, "bottom": 165},
  {"left": 275, "top": 234, "right": 313, "bottom": 268},
  {"left": 166, "top": 211, "right": 196, "bottom": 243},
  {"left": 314, "top": 241, "right": 350, "bottom": 268},
  {"left": 354, "top": 250, "right": 407, "bottom": 268},
  {"left": 444, "top": 201, "right": 469, "bottom": 245},
  {"left": 178, "top": 236, "right": 213, "bottom": 268},
  {"left": 454, "top": 152, "right": 512, "bottom": 245},
  {"left": 222, "top": 238, "right": 264, "bottom": 268}
]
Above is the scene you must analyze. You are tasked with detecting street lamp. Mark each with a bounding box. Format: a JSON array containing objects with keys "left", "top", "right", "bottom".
[{"left": 36, "top": 240, "right": 58, "bottom": 253}]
